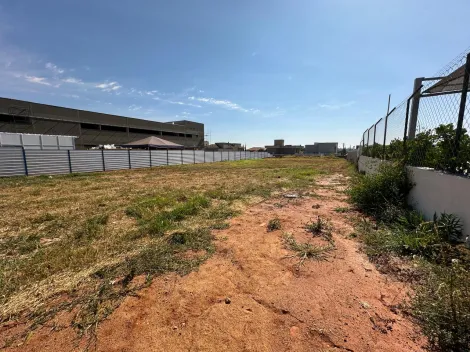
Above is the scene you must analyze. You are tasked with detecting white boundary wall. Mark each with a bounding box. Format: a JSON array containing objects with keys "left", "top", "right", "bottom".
[{"left": 357, "top": 155, "right": 470, "bottom": 241}]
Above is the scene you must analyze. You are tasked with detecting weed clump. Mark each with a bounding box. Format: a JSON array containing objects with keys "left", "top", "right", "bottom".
[
  {"left": 282, "top": 233, "right": 333, "bottom": 267},
  {"left": 305, "top": 216, "right": 333, "bottom": 244},
  {"left": 267, "top": 218, "right": 281, "bottom": 232}
]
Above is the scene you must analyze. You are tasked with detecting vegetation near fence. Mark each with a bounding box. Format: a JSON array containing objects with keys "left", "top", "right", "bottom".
[
  {"left": 349, "top": 163, "right": 470, "bottom": 351},
  {"left": 362, "top": 123, "right": 470, "bottom": 177},
  {"left": 360, "top": 48, "right": 470, "bottom": 179}
]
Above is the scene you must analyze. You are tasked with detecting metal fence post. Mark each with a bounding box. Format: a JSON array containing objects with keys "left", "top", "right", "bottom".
[
  {"left": 220, "top": 150, "right": 222, "bottom": 161},
  {"left": 193, "top": 149, "right": 196, "bottom": 164},
  {"left": 403, "top": 98, "right": 412, "bottom": 163},
  {"left": 181, "top": 149, "right": 183, "bottom": 164},
  {"left": 149, "top": 149, "right": 152, "bottom": 167},
  {"left": 382, "top": 113, "right": 390, "bottom": 160},
  {"left": 128, "top": 149, "right": 131, "bottom": 169},
  {"left": 372, "top": 123, "right": 377, "bottom": 158},
  {"left": 101, "top": 149, "right": 106, "bottom": 171},
  {"left": 455, "top": 53, "right": 470, "bottom": 156},
  {"left": 21, "top": 147, "right": 28, "bottom": 176},
  {"left": 167, "top": 148, "right": 169, "bottom": 165},
  {"left": 67, "top": 150, "right": 72, "bottom": 173},
  {"left": 408, "top": 77, "right": 424, "bottom": 139},
  {"left": 204, "top": 150, "right": 206, "bottom": 163}
]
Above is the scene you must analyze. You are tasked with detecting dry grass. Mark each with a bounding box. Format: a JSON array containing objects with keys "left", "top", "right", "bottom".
[{"left": 0, "top": 157, "right": 349, "bottom": 345}]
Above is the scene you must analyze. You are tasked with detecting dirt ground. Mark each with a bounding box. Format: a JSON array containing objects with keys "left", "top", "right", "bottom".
[{"left": 4, "top": 174, "right": 426, "bottom": 352}]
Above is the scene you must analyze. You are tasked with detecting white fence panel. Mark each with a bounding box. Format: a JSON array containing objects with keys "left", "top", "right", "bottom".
[
  {"left": 0, "top": 147, "right": 26, "bottom": 176},
  {"left": 104, "top": 150, "right": 129, "bottom": 171},
  {"left": 204, "top": 151, "right": 214, "bottom": 163},
  {"left": 182, "top": 150, "right": 194, "bottom": 164},
  {"left": 195, "top": 151, "right": 205, "bottom": 163},
  {"left": 168, "top": 150, "right": 182, "bottom": 165},
  {"left": 70, "top": 150, "right": 103, "bottom": 173},
  {"left": 151, "top": 150, "right": 168, "bottom": 166},
  {"left": 130, "top": 150, "right": 150, "bottom": 169},
  {"left": 26, "top": 150, "right": 69, "bottom": 175},
  {"left": 0, "top": 148, "right": 272, "bottom": 177}
]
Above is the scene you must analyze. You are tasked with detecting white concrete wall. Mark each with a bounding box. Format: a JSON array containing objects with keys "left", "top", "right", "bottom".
[
  {"left": 358, "top": 155, "right": 389, "bottom": 174},
  {"left": 346, "top": 150, "right": 359, "bottom": 165},
  {"left": 407, "top": 167, "right": 470, "bottom": 240},
  {"left": 356, "top": 155, "right": 470, "bottom": 241}
]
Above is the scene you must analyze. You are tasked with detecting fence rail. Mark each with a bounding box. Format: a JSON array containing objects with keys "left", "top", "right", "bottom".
[
  {"left": 0, "top": 148, "right": 271, "bottom": 177},
  {"left": 360, "top": 48, "right": 470, "bottom": 177}
]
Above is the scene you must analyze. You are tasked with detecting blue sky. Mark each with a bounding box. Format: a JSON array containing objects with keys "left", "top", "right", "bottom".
[{"left": 0, "top": 0, "right": 469, "bottom": 148}]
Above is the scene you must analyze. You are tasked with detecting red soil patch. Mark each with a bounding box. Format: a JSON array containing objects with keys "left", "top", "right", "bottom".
[{"left": 4, "top": 176, "right": 425, "bottom": 351}]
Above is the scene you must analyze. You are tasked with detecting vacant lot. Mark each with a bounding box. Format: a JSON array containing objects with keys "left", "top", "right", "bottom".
[{"left": 0, "top": 157, "right": 424, "bottom": 351}]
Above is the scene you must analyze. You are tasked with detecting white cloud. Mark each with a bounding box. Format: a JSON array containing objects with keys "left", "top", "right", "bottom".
[
  {"left": 128, "top": 104, "right": 142, "bottom": 111},
  {"left": 24, "top": 75, "right": 51, "bottom": 86},
  {"left": 45, "top": 62, "right": 64, "bottom": 75},
  {"left": 62, "top": 77, "right": 83, "bottom": 84},
  {"left": 153, "top": 96, "right": 201, "bottom": 108},
  {"left": 318, "top": 101, "right": 356, "bottom": 110},
  {"left": 188, "top": 96, "right": 249, "bottom": 113},
  {"left": 62, "top": 93, "right": 80, "bottom": 99},
  {"left": 96, "top": 81, "right": 121, "bottom": 92}
]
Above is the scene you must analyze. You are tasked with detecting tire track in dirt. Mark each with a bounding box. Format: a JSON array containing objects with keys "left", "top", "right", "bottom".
[{"left": 7, "top": 174, "right": 425, "bottom": 352}]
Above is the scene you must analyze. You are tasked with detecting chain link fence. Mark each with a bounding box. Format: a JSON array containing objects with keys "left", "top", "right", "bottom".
[{"left": 360, "top": 47, "right": 470, "bottom": 177}]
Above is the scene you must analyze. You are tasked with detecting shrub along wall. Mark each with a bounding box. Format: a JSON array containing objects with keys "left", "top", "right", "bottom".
[{"left": 357, "top": 155, "right": 470, "bottom": 243}]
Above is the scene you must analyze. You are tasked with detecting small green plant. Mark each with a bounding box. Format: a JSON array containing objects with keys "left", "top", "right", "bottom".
[
  {"left": 305, "top": 216, "right": 333, "bottom": 243},
  {"left": 435, "top": 213, "right": 463, "bottom": 243},
  {"left": 412, "top": 262, "right": 470, "bottom": 351},
  {"left": 267, "top": 218, "right": 281, "bottom": 232},
  {"left": 334, "top": 207, "right": 349, "bottom": 213},
  {"left": 282, "top": 233, "right": 332, "bottom": 267}
]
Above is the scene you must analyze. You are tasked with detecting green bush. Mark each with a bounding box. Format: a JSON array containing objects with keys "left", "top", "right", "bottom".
[
  {"left": 348, "top": 162, "right": 412, "bottom": 221},
  {"left": 412, "top": 263, "right": 470, "bottom": 351},
  {"left": 372, "top": 123, "right": 470, "bottom": 176}
]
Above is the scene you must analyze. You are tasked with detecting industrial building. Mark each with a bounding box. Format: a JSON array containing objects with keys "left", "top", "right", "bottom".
[
  {"left": 265, "top": 139, "right": 303, "bottom": 156},
  {"left": 305, "top": 142, "right": 338, "bottom": 155},
  {"left": 0, "top": 97, "right": 204, "bottom": 149}
]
